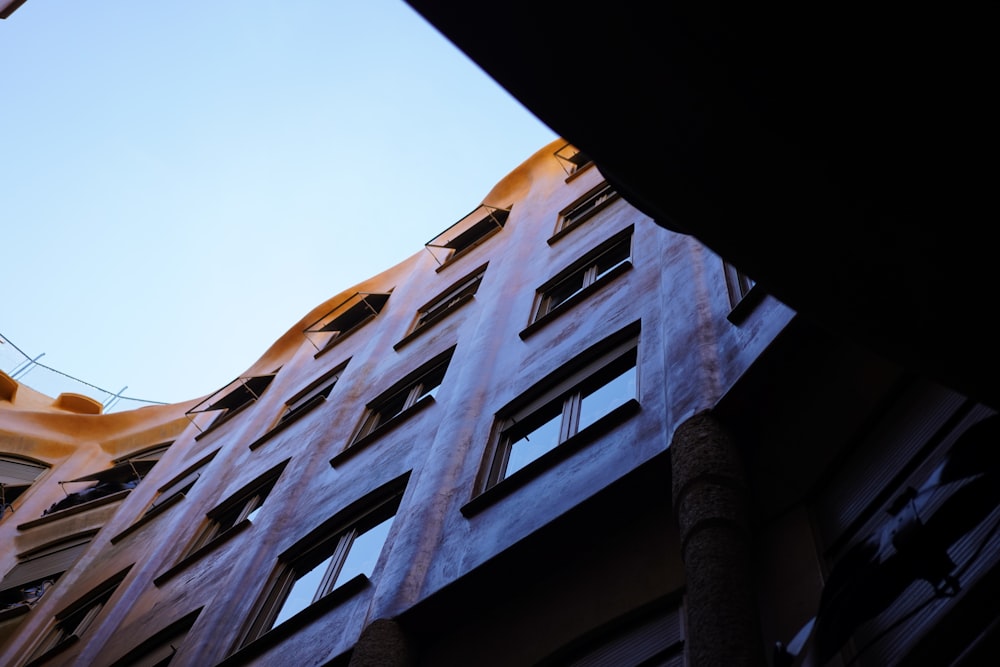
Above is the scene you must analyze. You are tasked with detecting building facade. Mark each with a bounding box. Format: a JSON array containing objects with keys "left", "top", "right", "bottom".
[{"left": 1, "top": 139, "right": 997, "bottom": 667}]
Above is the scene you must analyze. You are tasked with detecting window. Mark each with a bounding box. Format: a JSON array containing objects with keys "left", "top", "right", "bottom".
[
  {"left": 0, "top": 533, "right": 95, "bottom": 612},
  {"left": 304, "top": 292, "right": 391, "bottom": 354},
  {"left": 106, "top": 609, "right": 200, "bottom": 667},
  {"left": 187, "top": 374, "right": 276, "bottom": 435},
  {"left": 481, "top": 328, "right": 639, "bottom": 491},
  {"left": 556, "top": 181, "right": 619, "bottom": 235},
  {"left": 401, "top": 265, "right": 486, "bottom": 342},
  {"left": 723, "top": 260, "right": 757, "bottom": 309},
  {"left": 553, "top": 142, "right": 593, "bottom": 177},
  {"left": 0, "top": 455, "right": 48, "bottom": 516},
  {"left": 184, "top": 462, "right": 286, "bottom": 556},
  {"left": 531, "top": 227, "right": 633, "bottom": 325},
  {"left": 144, "top": 450, "right": 218, "bottom": 518},
  {"left": 25, "top": 567, "right": 130, "bottom": 666},
  {"left": 237, "top": 479, "right": 406, "bottom": 647},
  {"left": 424, "top": 205, "right": 510, "bottom": 267},
  {"left": 275, "top": 361, "right": 348, "bottom": 427},
  {"left": 350, "top": 348, "right": 453, "bottom": 445},
  {"left": 43, "top": 443, "right": 171, "bottom": 516}
]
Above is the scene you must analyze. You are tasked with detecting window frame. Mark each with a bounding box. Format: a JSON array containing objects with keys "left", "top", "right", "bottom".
[
  {"left": 723, "top": 260, "right": 763, "bottom": 324},
  {"left": 105, "top": 608, "right": 201, "bottom": 667},
  {"left": 235, "top": 476, "right": 407, "bottom": 651},
  {"left": 0, "top": 532, "right": 97, "bottom": 611},
  {"left": 395, "top": 265, "right": 487, "bottom": 350},
  {"left": 278, "top": 361, "right": 349, "bottom": 427},
  {"left": 424, "top": 205, "right": 510, "bottom": 268},
  {"left": 184, "top": 461, "right": 288, "bottom": 558},
  {"left": 187, "top": 374, "right": 277, "bottom": 438},
  {"left": 110, "top": 450, "right": 220, "bottom": 545},
  {"left": 304, "top": 292, "right": 392, "bottom": 356},
  {"left": 553, "top": 142, "right": 594, "bottom": 179},
  {"left": 467, "top": 325, "right": 641, "bottom": 512},
  {"left": 346, "top": 347, "right": 454, "bottom": 450},
  {"left": 522, "top": 227, "right": 634, "bottom": 339},
  {"left": 0, "top": 454, "right": 48, "bottom": 517},
  {"left": 24, "top": 566, "right": 131, "bottom": 667},
  {"left": 550, "top": 181, "right": 620, "bottom": 241}
]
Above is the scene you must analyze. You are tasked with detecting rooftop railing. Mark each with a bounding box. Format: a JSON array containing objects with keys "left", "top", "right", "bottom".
[{"left": 0, "top": 333, "right": 167, "bottom": 414}]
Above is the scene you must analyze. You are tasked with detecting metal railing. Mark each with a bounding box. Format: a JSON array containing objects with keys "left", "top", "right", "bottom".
[{"left": 0, "top": 333, "right": 167, "bottom": 413}]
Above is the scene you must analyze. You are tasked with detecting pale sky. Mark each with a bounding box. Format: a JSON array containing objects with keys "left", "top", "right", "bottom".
[{"left": 0, "top": 1, "right": 559, "bottom": 406}]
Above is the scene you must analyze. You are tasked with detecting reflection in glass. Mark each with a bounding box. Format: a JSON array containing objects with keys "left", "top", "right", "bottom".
[
  {"left": 505, "top": 409, "right": 563, "bottom": 477},
  {"left": 579, "top": 365, "right": 636, "bottom": 431},
  {"left": 337, "top": 515, "right": 394, "bottom": 586},
  {"left": 273, "top": 554, "right": 333, "bottom": 628}
]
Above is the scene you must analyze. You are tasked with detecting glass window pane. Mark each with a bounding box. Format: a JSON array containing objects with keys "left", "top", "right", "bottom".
[
  {"left": 505, "top": 409, "right": 563, "bottom": 478},
  {"left": 371, "top": 390, "right": 410, "bottom": 428},
  {"left": 542, "top": 274, "right": 586, "bottom": 314},
  {"left": 593, "top": 241, "right": 630, "bottom": 281},
  {"left": 245, "top": 502, "right": 263, "bottom": 524},
  {"left": 578, "top": 364, "right": 636, "bottom": 432},
  {"left": 335, "top": 515, "right": 394, "bottom": 587},
  {"left": 272, "top": 554, "right": 334, "bottom": 628}
]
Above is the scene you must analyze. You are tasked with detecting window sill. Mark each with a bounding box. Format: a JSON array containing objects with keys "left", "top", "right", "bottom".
[
  {"left": 154, "top": 519, "right": 252, "bottom": 587},
  {"left": 726, "top": 283, "right": 766, "bottom": 324},
  {"left": 216, "top": 575, "right": 370, "bottom": 667},
  {"left": 330, "top": 396, "right": 436, "bottom": 468},
  {"left": 17, "top": 490, "right": 132, "bottom": 531},
  {"left": 249, "top": 395, "right": 327, "bottom": 451},
  {"left": 519, "top": 261, "right": 632, "bottom": 341},
  {"left": 461, "top": 398, "right": 640, "bottom": 517},
  {"left": 392, "top": 294, "right": 475, "bottom": 351}
]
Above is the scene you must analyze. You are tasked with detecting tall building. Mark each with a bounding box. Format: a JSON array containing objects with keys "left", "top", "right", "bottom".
[{"left": 2, "top": 139, "right": 997, "bottom": 667}]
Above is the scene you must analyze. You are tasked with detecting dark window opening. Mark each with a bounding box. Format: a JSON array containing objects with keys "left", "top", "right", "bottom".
[
  {"left": 424, "top": 205, "right": 510, "bottom": 266},
  {"left": 304, "top": 293, "right": 391, "bottom": 353}
]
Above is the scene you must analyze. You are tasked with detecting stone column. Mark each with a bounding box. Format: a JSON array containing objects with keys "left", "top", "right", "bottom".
[
  {"left": 671, "top": 410, "right": 764, "bottom": 667},
  {"left": 348, "top": 618, "right": 414, "bottom": 667}
]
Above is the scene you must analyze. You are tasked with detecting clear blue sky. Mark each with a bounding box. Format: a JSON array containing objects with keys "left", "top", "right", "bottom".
[{"left": 0, "top": 1, "right": 558, "bottom": 405}]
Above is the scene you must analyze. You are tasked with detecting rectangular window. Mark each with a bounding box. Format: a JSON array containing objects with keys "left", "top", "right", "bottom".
[
  {"left": 351, "top": 349, "right": 453, "bottom": 444},
  {"left": 556, "top": 181, "right": 619, "bottom": 234},
  {"left": 184, "top": 462, "right": 287, "bottom": 556},
  {"left": 424, "top": 205, "right": 510, "bottom": 267},
  {"left": 0, "top": 533, "right": 95, "bottom": 610},
  {"left": 144, "top": 450, "right": 218, "bottom": 518},
  {"left": 304, "top": 292, "right": 391, "bottom": 354},
  {"left": 553, "top": 142, "right": 594, "bottom": 177},
  {"left": 25, "top": 567, "right": 131, "bottom": 667},
  {"left": 237, "top": 480, "right": 406, "bottom": 647},
  {"left": 482, "top": 329, "right": 639, "bottom": 491},
  {"left": 723, "top": 260, "right": 757, "bottom": 309},
  {"left": 105, "top": 609, "right": 200, "bottom": 667},
  {"left": 533, "top": 227, "right": 633, "bottom": 324},
  {"left": 42, "top": 445, "right": 169, "bottom": 517},
  {"left": 1, "top": 455, "right": 48, "bottom": 516},
  {"left": 409, "top": 265, "right": 486, "bottom": 335},
  {"left": 186, "top": 374, "right": 276, "bottom": 435},
  {"left": 276, "top": 361, "right": 348, "bottom": 427}
]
